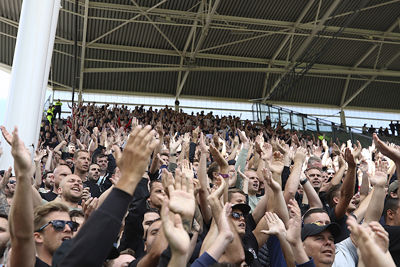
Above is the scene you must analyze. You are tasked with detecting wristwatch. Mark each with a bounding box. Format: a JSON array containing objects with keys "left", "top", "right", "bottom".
[{"left": 300, "top": 179, "right": 308, "bottom": 185}]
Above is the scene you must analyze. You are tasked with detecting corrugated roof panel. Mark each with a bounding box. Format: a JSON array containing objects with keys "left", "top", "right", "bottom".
[
  {"left": 84, "top": 71, "right": 177, "bottom": 95},
  {"left": 0, "top": 0, "right": 21, "bottom": 21},
  {"left": 269, "top": 73, "right": 346, "bottom": 105},
  {"left": 349, "top": 80, "right": 400, "bottom": 109},
  {"left": 183, "top": 71, "right": 265, "bottom": 99},
  {"left": 325, "top": 0, "right": 400, "bottom": 31}
]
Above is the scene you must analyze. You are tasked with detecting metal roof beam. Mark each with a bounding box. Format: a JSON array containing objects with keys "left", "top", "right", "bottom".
[
  {"left": 83, "top": 66, "right": 400, "bottom": 77},
  {"left": 261, "top": 0, "right": 316, "bottom": 99},
  {"left": 129, "top": 0, "right": 182, "bottom": 57},
  {"left": 86, "top": 0, "right": 167, "bottom": 46},
  {"left": 175, "top": 1, "right": 205, "bottom": 100},
  {"left": 263, "top": 0, "right": 342, "bottom": 101},
  {"left": 88, "top": 1, "right": 400, "bottom": 40},
  {"left": 339, "top": 18, "right": 400, "bottom": 107},
  {"left": 85, "top": 42, "right": 400, "bottom": 74},
  {"left": 176, "top": 0, "right": 221, "bottom": 99},
  {"left": 341, "top": 49, "right": 400, "bottom": 108},
  {"left": 78, "top": 0, "right": 90, "bottom": 103}
]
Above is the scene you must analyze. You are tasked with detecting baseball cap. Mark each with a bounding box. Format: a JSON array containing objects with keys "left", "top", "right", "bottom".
[
  {"left": 231, "top": 203, "right": 251, "bottom": 215},
  {"left": 388, "top": 180, "right": 399, "bottom": 195},
  {"left": 301, "top": 222, "right": 341, "bottom": 241}
]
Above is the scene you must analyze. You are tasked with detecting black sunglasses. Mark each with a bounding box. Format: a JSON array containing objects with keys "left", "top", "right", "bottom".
[
  {"left": 231, "top": 211, "right": 245, "bottom": 219},
  {"left": 35, "top": 220, "right": 79, "bottom": 232},
  {"left": 8, "top": 180, "right": 16, "bottom": 185}
]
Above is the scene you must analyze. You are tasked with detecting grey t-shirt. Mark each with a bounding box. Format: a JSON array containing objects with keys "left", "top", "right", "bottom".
[{"left": 333, "top": 237, "right": 358, "bottom": 267}]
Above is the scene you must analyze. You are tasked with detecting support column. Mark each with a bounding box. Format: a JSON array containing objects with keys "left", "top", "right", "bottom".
[
  {"left": 0, "top": 0, "right": 61, "bottom": 169},
  {"left": 340, "top": 109, "right": 346, "bottom": 128}
]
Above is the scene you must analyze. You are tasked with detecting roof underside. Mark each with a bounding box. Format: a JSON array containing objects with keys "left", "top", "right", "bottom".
[{"left": 1, "top": 0, "right": 400, "bottom": 110}]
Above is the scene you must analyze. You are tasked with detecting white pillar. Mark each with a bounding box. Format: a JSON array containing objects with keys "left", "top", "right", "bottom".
[{"left": 0, "top": 0, "right": 61, "bottom": 169}]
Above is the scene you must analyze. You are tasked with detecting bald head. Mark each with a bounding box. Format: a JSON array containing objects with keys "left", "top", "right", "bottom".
[
  {"left": 53, "top": 165, "right": 72, "bottom": 189},
  {"left": 58, "top": 174, "right": 83, "bottom": 203}
]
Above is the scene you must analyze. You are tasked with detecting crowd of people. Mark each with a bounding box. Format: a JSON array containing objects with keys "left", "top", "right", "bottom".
[
  {"left": 0, "top": 102, "right": 399, "bottom": 267},
  {"left": 362, "top": 121, "right": 400, "bottom": 137}
]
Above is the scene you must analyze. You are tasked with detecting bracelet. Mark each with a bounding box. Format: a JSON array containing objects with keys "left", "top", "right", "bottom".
[
  {"left": 300, "top": 179, "right": 308, "bottom": 185},
  {"left": 169, "top": 153, "right": 177, "bottom": 157}
]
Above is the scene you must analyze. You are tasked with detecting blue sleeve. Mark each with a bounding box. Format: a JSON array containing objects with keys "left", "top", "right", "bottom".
[
  {"left": 191, "top": 252, "right": 217, "bottom": 267},
  {"left": 267, "top": 235, "right": 288, "bottom": 267},
  {"left": 296, "top": 258, "right": 316, "bottom": 267}
]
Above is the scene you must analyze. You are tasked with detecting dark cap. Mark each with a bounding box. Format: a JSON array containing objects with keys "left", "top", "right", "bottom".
[
  {"left": 388, "top": 180, "right": 399, "bottom": 195},
  {"left": 301, "top": 222, "right": 341, "bottom": 241},
  {"left": 231, "top": 203, "right": 251, "bottom": 215}
]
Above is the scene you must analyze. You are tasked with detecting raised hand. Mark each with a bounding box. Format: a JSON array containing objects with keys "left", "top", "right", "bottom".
[
  {"left": 82, "top": 197, "right": 99, "bottom": 221},
  {"left": 116, "top": 125, "right": 159, "bottom": 195},
  {"left": 0, "top": 126, "right": 12, "bottom": 145},
  {"left": 263, "top": 168, "right": 280, "bottom": 192},
  {"left": 353, "top": 141, "right": 362, "bottom": 159},
  {"left": 10, "top": 127, "right": 32, "bottom": 176},
  {"left": 344, "top": 148, "right": 356, "bottom": 168},
  {"left": 268, "top": 151, "right": 285, "bottom": 175},
  {"left": 199, "top": 132, "right": 209, "bottom": 154},
  {"left": 347, "top": 216, "right": 395, "bottom": 267},
  {"left": 168, "top": 169, "right": 195, "bottom": 230},
  {"left": 181, "top": 159, "right": 194, "bottom": 180},
  {"left": 210, "top": 144, "right": 228, "bottom": 169},
  {"left": 161, "top": 200, "right": 190, "bottom": 256},
  {"left": 293, "top": 147, "right": 307, "bottom": 164},
  {"left": 34, "top": 149, "right": 47, "bottom": 163},
  {"left": 208, "top": 175, "right": 226, "bottom": 201},
  {"left": 286, "top": 199, "right": 302, "bottom": 246},
  {"left": 169, "top": 134, "right": 182, "bottom": 154},
  {"left": 261, "top": 212, "right": 286, "bottom": 237},
  {"left": 373, "top": 133, "right": 400, "bottom": 163},
  {"left": 370, "top": 160, "right": 388, "bottom": 187},
  {"left": 261, "top": 143, "right": 273, "bottom": 161},
  {"left": 237, "top": 130, "right": 248, "bottom": 144}
]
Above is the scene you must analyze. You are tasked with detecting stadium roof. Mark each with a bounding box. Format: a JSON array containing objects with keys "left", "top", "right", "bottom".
[{"left": 1, "top": 0, "right": 400, "bottom": 111}]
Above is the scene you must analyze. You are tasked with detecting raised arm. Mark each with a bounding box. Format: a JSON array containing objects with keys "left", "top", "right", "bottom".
[
  {"left": 283, "top": 147, "right": 306, "bottom": 203},
  {"left": 335, "top": 148, "right": 356, "bottom": 219},
  {"left": 59, "top": 125, "right": 159, "bottom": 267},
  {"left": 363, "top": 160, "right": 388, "bottom": 224},
  {"left": 197, "top": 133, "right": 212, "bottom": 224},
  {"left": 8, "top": 127, "right": 35, "bottom": 267}
]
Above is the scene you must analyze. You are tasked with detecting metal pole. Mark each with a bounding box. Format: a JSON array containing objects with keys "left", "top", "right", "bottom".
[
  {"left": 0, "top": 0, "right": 61, "bottom": 169},
  {"left": 72, "top": 0, "right": 79, "bottom": 106}
]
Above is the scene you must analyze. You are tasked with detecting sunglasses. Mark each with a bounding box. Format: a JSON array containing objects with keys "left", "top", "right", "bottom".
[
  {"left": 8, "top": 180, "right": 16, "bottom": 185},
  {"left": 231, "top": 211, "right": 245, "bottom": 219},
  {"left": 35, "top": 220, "right": 79, "bottom": 232}
]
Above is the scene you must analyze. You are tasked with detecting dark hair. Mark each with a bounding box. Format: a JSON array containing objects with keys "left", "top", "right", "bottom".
[
  {"left": 41, "top": 171, "right": 53, "bottom": 181},
  {"left": 73, "top": 150, "right": 89, "bottom": 160},
  {"left": 302, "top": 208, "right": 328, "bottom": 223},
  {"left": 228, "top": 188, "right": 246, "bottom": 201},
  {"left": 94, "top": 153, "right": 107, "bottom": 163},
  {"left": 69, "top": 209, "right": 84, "bottom": 219},
  {"left": 145, "top": 208, "right": 160, "bottom": 216},
  {"left": 149, "top": 180, "right": 162, "bottom": 192},
  {"left": 207, "top": 162, "right": 219, "bottom": 180},
  {"left": 326, "top": 184, "right": 341, "bottom": 207},
  {"left": 384, "top": 198, "right": 400, "bottom": 223}
]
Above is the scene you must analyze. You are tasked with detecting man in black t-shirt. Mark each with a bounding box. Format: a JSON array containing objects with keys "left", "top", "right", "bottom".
[
  {"left": 40, "top": 165, "right": 71, "bottom": 202},
  {"left": 383, "top": 197, "right": 400, "bottom": 266}
]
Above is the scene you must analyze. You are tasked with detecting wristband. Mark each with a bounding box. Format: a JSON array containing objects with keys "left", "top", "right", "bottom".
[
  {"left": 300, "top": 179, "right": 308, "bottom": 185},
  {"left": 219, "top": 173, "right": 229, "bottom": 178},
  {"left": 169, "top": 153, "right": 177, "bottom": 157}
]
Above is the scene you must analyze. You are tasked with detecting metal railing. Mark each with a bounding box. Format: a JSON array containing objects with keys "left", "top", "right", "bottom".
[{"left": 254, "top": 103, "right": 400, "bottom": 146}]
